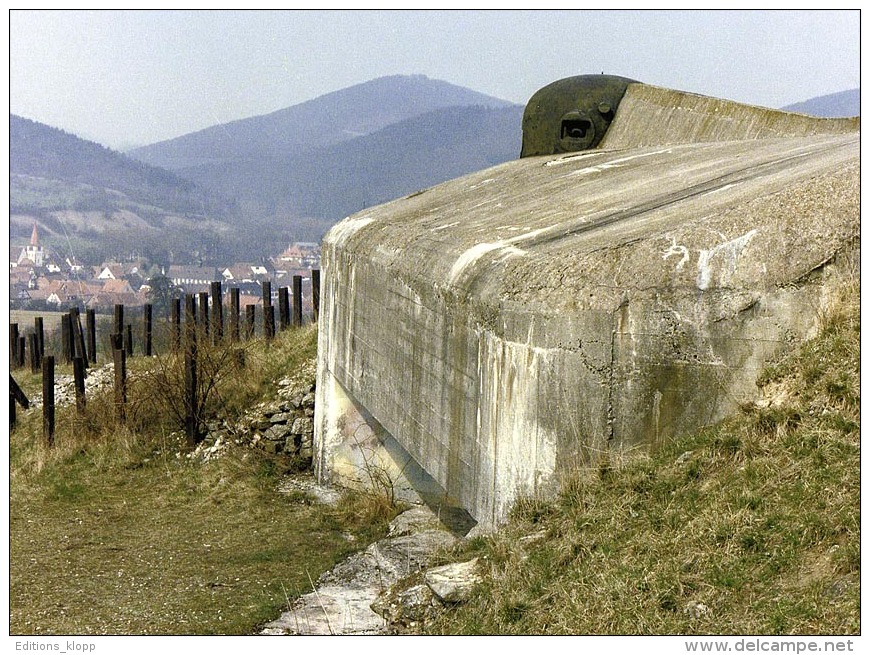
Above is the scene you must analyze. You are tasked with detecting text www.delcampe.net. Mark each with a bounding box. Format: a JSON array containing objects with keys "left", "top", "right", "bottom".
[{"left": 685, "top": 640, "right": 855, "bottom": 653}]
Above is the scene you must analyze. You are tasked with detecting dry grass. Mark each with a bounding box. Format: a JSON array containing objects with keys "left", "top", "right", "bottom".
[
  {"left": 9, "top": 324, "right": 399, "bottom": 635},
  {"left": 426, "top": 279, "right": 859, "bottom": 635},
  {"left": 10, "top": 444, "right": 388, "bottom": 634}
]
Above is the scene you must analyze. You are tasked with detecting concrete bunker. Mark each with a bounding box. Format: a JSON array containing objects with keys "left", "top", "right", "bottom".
[{"left": 314, "top": 76, "right": 859, "bottom": 529}]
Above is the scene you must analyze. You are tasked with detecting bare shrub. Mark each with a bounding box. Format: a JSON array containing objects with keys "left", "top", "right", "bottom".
[{"left": 130, "top": 323, "right": 249, "bottom": 444}]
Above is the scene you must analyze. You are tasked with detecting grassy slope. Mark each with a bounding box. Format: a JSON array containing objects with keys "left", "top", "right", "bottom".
[
  {"left": 427, "top": 279, "right": 860, "bottom": 635},
  {"left": 9, "top": 325, "right": 397, "bottom": 635}
]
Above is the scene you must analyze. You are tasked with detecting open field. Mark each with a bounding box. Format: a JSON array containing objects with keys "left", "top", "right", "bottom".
[
  {"left": 10, "top": 435, "right": 393, "bottom": 635},
  {"left": 10, "top": 309, "right": 74, "bottom": 335}
]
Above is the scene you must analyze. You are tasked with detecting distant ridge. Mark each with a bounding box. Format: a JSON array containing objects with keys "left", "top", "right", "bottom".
[
  {"left": 128, "top": 74, "right": 516, "bottom": 171},
  {"left": 10, "top": 114, "right": 230, "bottom": 220},
  {"left": 9, "top": 114, "right": 240, "bottom": 265},
  {"left": 781, "top": 88, "right": 859, "bottom": 118},
  {"left": 9, "top": 75, "right": 524, "bottom": 261}
]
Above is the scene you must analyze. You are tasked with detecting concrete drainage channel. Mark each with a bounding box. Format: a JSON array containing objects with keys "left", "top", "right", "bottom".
[{"left": 262, "top": 476, "right": 481, "bottom": 635}]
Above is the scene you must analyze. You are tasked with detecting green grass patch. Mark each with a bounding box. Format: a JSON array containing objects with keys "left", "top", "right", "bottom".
[{"left": 10, "top": 446, "right": 393, "bottom": 634}]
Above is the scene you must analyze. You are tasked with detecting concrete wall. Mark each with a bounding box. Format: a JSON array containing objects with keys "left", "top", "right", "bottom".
[
  {"left": 601, "top": 84, "right": 859, "bottom": 149},
  {"left": 314, "top": 86, "right": 859, "bottom": 528}
]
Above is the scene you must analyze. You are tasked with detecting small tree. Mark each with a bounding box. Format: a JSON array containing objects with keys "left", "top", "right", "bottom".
[{"left": 146, "top": 274, "right": 181, "bottom": 316}]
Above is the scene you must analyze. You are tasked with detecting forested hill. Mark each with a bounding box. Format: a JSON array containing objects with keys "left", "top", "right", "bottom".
[
  {"left": 9, "top": 74, "right": 524, "bottom": 261},
  {"left": 123, "top": 75, "right": 524, "bottom": 242},
  {"left": 175, "top": 103, "right": 525, "bottom": 231},
  {"left": 10, "top": 114, "right": 233, "bottom": 219}
]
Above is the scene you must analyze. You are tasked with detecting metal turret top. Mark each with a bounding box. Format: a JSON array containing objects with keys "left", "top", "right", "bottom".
[{"left": 520, "top": 74, "right": 639, "bottom": 157}]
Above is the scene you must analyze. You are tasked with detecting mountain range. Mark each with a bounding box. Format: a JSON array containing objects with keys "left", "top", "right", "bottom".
[
  {"left": 127, "top": 75, "right": 523, "bottom": 241},
  {"left": 161, "top": 103, "right": 524, "bottom": 230},
  {"left": 9, "top": 77, "right": 859, "bottom": 265},
  {"left": 130, "top": 74, "right": 516, "bottom": 168}
]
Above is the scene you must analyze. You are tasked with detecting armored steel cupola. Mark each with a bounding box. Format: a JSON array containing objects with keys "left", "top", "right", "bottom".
[{"left": 520, "top": 74, "right": 639, "bottom": 157}]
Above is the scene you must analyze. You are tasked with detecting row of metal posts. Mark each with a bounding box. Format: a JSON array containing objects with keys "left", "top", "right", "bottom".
[
  {"left": 10, "top": 272, "right": 320, "bottom": 371},
  {"left": 167, "top": 275, "right": 318, "bottom": 348},
  {"left": 10, "top": 272, "right": 321, "bottom": 447},
  {"left": 11, "top": 307, "right": 106, "bottom": 372},
  {"left": 175, "top": 276, "right": 317, "bottom": 445}
]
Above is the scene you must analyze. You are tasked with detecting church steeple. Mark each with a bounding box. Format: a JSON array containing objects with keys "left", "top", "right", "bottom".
[{"left": 18, "top": 222, "right": 45, "bottom": 267}]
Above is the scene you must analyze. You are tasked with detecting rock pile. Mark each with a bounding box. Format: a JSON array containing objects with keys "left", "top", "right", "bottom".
[
  {"left": 370, "top": 557, "right": 482, "bottom": 631},
  {"left": 189, "top": 378, "right": 317, "bottom": 463},
  {"left": 25, "top": 363, "right": 117, "bottom": 410}
]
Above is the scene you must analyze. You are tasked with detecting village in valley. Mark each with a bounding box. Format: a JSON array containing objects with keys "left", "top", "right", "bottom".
[{"left": 9, "top": 222, "right": 322, "bottom": 317}]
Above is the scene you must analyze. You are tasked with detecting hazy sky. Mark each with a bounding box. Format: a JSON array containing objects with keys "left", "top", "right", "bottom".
[{"left": 8, "top": 9, "right": 862, "bottom": 150}]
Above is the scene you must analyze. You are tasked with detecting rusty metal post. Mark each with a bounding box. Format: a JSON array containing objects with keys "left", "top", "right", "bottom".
[
  {"left": 86, "top": 309, "right": 97, "bottom": 364},
  {"left": 113, "top": 304, "right": 124, "bottom": 340},
  {"left": 42, "top": 355, "right": 55, "bottom": 447},
  {"left": 278, "top": 287, "right": 290, "bottom": 331},
  {"left": 198, "top": 291, "right": 209, "bottom": 339},
  {"left": 292, "top": 275, "right": 303, "bottom": 328},
  {"left": 265, "top": 306, "right": 275, "bottom": 341},
  {"left": 34, "top": 316, "right": 44, "bottom": 362},
  {"left": 70, "top": 307, "right": 88, "bottom": 368},
  {"left": 28, "top": 333, "right": 39, "bottom": 374},
  {"left": 210, "top": 281, "right": 223, "bottom": 344},
  {"left": 111, "top": 333, "right": 126, "bottom": 424},
  {"left": 184, "top": 294, "right": 199, "bottom": 446},
  {"left": 10, "top": 323, "right": 20, "bottom": 368},
  {"left": 184, "top": 293, "right": 197, "bottom": 338},
  {"left": 262, "top": 280, "right": 272, "bottom": 309},
  {"left": 229, "top": 288, "right": 240, "bottom": 342},
  {"left": 61, "top": 313, "right": 72, "bottom": 364},
  {"left": 262, "top": 281, "right": 273, "bottom": 339},
  {"left": 144, "top": 303, "right": 153, "bottom": 356},
  {"left": 10, "top": 374, "right": 29, "bottom": 431},
  {"left": 73, "top": 355, "right": 86, "bottom": 413}
]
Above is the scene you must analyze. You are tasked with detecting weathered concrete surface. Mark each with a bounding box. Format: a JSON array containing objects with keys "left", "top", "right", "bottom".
[
  {"left": 314, "top": 86, "right": 859, "bottom": 528},
  {"left": 601, "top": 83, "right": 858, "bottom": 149}
]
